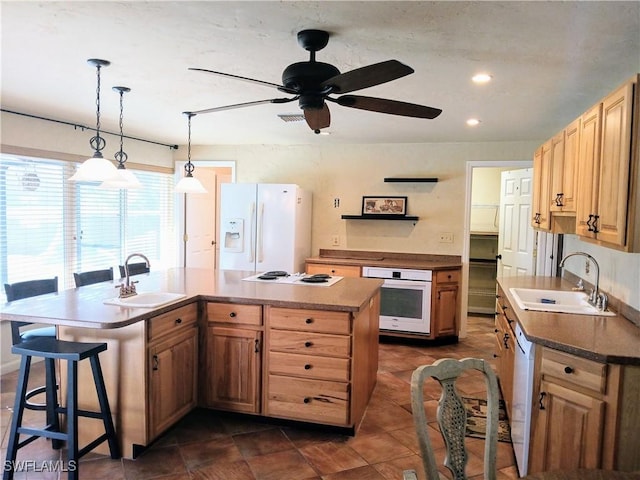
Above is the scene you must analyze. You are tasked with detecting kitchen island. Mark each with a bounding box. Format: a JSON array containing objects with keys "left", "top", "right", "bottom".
[{"left": 1, "top": 268, "right": 383, "bottom": 458}]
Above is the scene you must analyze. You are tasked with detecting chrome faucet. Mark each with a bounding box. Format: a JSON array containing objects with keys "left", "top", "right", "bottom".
[
  {"left": 559, "top": 252, "right": 600, "bottom": 307},
  {"left": 116, "top": 253, "right": 150, "bottom": 298}
]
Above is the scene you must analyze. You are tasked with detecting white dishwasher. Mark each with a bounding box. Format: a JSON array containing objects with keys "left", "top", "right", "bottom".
[{"left": 511, "top": 322, "right": 535, "bottom": 477}]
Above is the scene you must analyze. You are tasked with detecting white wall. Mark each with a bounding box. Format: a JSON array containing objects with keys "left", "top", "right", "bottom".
[
  {"left": 562, "top": 235, "right": 640, "bottom": 311},
  {"left": 181, "top": 143, "right": 538, "bottom": 256}
]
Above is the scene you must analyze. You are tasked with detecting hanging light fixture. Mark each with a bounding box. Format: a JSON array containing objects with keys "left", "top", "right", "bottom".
[
  {"left": 69, "top": 59, "right": 120, "bottom": 182},
  {"left": 100, "top": 86, "right": 142, "bottom": 189},
  {"left": 175, "top": 112, "right": 207, "bottom": 194}
]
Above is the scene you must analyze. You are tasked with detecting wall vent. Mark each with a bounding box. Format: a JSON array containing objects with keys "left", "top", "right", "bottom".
[{"left": 277, "top": 113, "right": 305, "bottom": 123}]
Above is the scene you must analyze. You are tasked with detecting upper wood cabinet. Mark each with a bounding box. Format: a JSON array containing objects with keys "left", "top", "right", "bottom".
[
  {"left": 531, "top": 141, "right": 552, "bottom": 230},
  {"left": 576, "top": 75, "right": 639, "bottom": 250},
  {"left": 549, "top": 118, "right": 580, "bottom": 214}
]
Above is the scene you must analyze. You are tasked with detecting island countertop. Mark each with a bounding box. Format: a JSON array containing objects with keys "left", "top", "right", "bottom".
[
  {"left": 497, "top": 276, "right": 640, "bottom": 365},
  {"left": 1, "top": 268, "right": 383, "bottom": 330}
]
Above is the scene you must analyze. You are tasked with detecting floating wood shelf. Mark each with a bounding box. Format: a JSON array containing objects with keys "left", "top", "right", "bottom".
[
  {"left": 341, "top": 215, "right": 419, "bottom": 221},
  {"left": 383, "top": 177, "right": 438, "bottom": 183}
]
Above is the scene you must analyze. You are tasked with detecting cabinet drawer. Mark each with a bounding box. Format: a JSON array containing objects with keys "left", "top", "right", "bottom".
[
  {"left": 269, "top": 351, "right": 350, "bottom": 382},
  {"left": 267, "top": 374, "right": 349, "bottom": 426},
  {"left": 269, "top": 330, "right": 351, "bottom": 357},
  {"left": 207, "top": 302, "right": 262, "bottom": 326},
  {"left": 436, "top": 269, "right": 460, "bottom": 283},
  {"left": 148, "top": 303, "right": 198, "bottom": 342},
  {"left": 270, "top": 307, "right": 350, "bottom": 334},
  {"left": 306, "top": 263, "right": 361, "bottom": 278},
  {"left": 541, "top": 348, "right": 607, "bottom": 394}
]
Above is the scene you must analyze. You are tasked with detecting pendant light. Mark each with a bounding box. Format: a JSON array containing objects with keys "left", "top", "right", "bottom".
[
  {"left": 100, "top": 86, "right": 142, "bottom": 189},
  {"left": 175, "top": 112, "right": 207, "bottom": 194},
  {"left": 69, "top": 59, "right": 120, "bottom": 182}
]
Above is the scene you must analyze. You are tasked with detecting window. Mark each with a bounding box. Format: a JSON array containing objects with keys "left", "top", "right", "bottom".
[{"left": 1, "top": 153, "right": 176, "bottom": 299}]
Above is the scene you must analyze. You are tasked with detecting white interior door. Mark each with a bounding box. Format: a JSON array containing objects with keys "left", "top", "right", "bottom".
[
  {"left": 498, "top": 168, "right": 535, "bottom": 277},
  {"left": 185, "top": 169, "right": 218, "bottom": 269}
]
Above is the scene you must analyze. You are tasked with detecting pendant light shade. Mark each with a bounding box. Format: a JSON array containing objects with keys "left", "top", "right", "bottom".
[
  {"left": 69, "top": 59, "right": 120, "bottom": 183},
  {"left": 100, "top": 86, "right": 142, "bottom": 189},
  {"left": 175, "top": 112, "right": 207, "bottom": 194}
]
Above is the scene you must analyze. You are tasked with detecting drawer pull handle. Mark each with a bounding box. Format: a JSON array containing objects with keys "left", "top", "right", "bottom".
[
  {"left": 303, "top": 397, "right": 311, "bottom": 404},
  {"left": 564, "top": 366, "right": 574, "bottom": 374},
  {"left": 152, "top": 355, "right": 159, "bottom": 371},
  {"left": 503, "top": 333, "right": 510, "bottom": 348},
  {"left": 304, "top": 364, "right": 312, "bottom": 370},
  {"left": 304, "top": 341, "right": 313, "bottom": 348},
  {"left": 305, "top": 318, "right": 313, "bottom": 324},
  {"left": 229, "top": 312, "right": 237, "bottom": 318},
  {"left": 175, "top": 318, "right": 182, "bottom": 324},
  {"left": 539, "top": 392, "right": 546, "bottom": 410},
  {"left": 255, "top": 339, "right": 260, "bottom": 353}
]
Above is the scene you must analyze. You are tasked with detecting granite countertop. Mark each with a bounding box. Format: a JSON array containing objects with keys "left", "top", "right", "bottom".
[
  {"left": 307, "top": 249, "right": 462, "bottom": 270},
  {"left": 0, "top": 268, "right": 383, "bottom": 330},
  {"left": 497, "top": 276, "right": 640, "bottom": 365}
]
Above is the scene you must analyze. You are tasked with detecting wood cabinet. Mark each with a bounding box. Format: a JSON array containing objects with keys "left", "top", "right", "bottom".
[
  {"left": 494, "top": 288, "right": 515, "bottom": 416},
  {"left": 529, "top": 347, "right": 640, "bottom": 473},
  {"left": 432, "top": 269, "right": 460, "bottom": 337},
  {"left": 306, "top": 263, "right": 361, "bottom": 277},
  {"left": 264, "top": 298, "right": 379, "bottom": 431},
  {"left": 549, "top": 118, "right": 580, "bottom": 214},
  {"left": 203, "top": 302, "right": 263, "bottom": 414},
  {"left": 147, "top": 304, "right": 199, "bottom": 439},
  {"left": 532, "top": 141, "right": 552, "bottom": 230}
]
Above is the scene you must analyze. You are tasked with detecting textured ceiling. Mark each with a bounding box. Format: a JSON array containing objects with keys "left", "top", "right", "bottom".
[{"left": 1, "top": 1, "right": 639, "bottom": 146}]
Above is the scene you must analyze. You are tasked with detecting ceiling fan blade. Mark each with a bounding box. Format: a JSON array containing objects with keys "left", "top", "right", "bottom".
[
  {"left": 321, "top": 60, "right": 414, "bottom": 94},
  {"left": 190, "top": 97, "right": 297, "bottom": 115},
  {"left": 304, "top": 104, "right": 331, "bottom": 132},
  {"left": 189, "top": 68, "right": 298, "bottom": 94},
  {"left": 334, "top": 95, "right": 442, "bottom": 119}
]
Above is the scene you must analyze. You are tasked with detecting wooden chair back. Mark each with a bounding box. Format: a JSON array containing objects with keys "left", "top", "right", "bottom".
[
  {"left": 74, "top": 267, "right": 114, "bottom": 287},
  {"left": 4, "top": 277, "right": 58, "bottom": 345},
  {"left": 404, "top": 357, "right": 500, "bottom": 480}
]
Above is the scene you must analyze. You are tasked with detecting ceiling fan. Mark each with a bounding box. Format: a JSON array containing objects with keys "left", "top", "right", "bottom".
[{"left": 188, "top": 29, "right": 442, "bottom": 134}]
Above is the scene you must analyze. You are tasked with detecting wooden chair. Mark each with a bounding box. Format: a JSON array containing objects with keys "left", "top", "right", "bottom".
[
  {"left": 4, "top": 277, "right": 58, "bottom": 345},
  {"left": 118, "top": 262, "right": 149, "bottom": 278},
  {"left": 403, "top": 357, "right": 500, "bottom": 480},
  {"left": 73, "top": 267, "right": 114, "bottom": 287}
]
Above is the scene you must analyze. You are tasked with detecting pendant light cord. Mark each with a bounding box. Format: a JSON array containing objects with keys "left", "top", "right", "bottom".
[
  {"left": 114, "top": 86, "right": 130, "bottom": 167},
  {"left": 184, "top": 112, "right": 195, "bottom": 177},
  {"left": 89, "top": 61, "right": 107, "bottom": 158}
]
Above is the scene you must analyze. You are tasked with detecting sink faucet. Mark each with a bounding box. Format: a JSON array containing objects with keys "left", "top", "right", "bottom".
[
  {"left": 559, "top": 252, "right": 600, "bottom": 307},
  {"left": 116, "top": 253, "right": 150, "bottom": 298}
]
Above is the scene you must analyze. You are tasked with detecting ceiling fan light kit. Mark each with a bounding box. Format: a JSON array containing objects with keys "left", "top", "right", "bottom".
[
  {"left": 69, "top": 58, "right": 121, "bottom": 183},
  {"left": 188, "top": 29, "right": 442, "bottom": 134}
]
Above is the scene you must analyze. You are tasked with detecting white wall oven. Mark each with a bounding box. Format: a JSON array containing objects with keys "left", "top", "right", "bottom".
[{"left": 362, "top": 267, "right": 432, "bottom": 334}]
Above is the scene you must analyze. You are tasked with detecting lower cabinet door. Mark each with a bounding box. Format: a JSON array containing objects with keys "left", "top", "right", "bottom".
[
  {"left": 266, "top": 374, "right": 349, "bottom": 426},
  {"left": 530, "top": 380, "right": 605, "bottom": 472},
  {"left": 148, "top": 328, "right": 198, "bottom": 439},
  {"left": 206, "top": 326, "right": 262, "bottom": 413}
]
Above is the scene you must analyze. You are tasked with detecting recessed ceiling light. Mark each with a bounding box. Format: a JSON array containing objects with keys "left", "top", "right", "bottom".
[
  {"left": 466, "top": 118, "right": 481, "bottom": 126},
  {"left": 472, "top": 73, "right": 492, "bottom": 84}
]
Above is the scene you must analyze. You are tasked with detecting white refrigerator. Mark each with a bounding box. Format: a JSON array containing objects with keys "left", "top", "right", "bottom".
[{"left": 219, "top": 183, "right": 312, "bottom": 273}]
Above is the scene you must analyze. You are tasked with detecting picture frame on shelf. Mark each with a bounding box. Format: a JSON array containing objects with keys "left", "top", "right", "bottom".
[{"left": 361, "top": 196, "right": 407, "bottom": 216}]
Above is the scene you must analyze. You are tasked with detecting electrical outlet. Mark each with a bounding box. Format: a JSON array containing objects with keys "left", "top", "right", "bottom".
[
  {"left": 331, "top": 235, "right": 340, "bottom": 246},
  {"left": 438, "top": 232, "right": 454, "bottom": 243}
]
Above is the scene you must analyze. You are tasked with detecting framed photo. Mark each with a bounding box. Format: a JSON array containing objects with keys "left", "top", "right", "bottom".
[{"left": 362, "top": 196, "right": 407, "bottom": 216}]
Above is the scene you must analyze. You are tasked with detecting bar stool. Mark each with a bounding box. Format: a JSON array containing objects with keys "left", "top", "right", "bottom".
[{"left": 4, "top": 337, "right": 120, "bottom": 480}]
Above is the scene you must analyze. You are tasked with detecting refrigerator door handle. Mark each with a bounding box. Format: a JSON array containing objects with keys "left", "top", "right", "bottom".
[
  {"left": 257, "top": 202, "right": 265, "bottom": 263},
  {"left": 249, "top": 202, "right": 256, "bottom": 263}
]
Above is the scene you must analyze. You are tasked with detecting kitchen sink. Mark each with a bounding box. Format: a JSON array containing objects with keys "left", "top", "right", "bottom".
[
  {"left": 104, "top": 292, "right": 187, "bottom": 308},
  {"left": 509, "top": 288, "right": 615, "bottom": 316}
]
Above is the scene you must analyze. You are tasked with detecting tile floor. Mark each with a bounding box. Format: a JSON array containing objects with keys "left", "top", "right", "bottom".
[{"left": 1, "top": 316, "right": 519, "bottom": 480}]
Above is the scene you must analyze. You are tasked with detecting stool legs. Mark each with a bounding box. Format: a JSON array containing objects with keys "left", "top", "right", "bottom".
[
  {"left": 89, "top": 355, "right": 120, "bottom": 459},
  {"left": 3, "top": 355, "right": 32, "bottom": 480},
  {"left": 66, "top": 359, "right": 79, "bottom": 480}
]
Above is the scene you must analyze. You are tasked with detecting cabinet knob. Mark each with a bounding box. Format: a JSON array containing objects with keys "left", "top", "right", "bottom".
[
  {"left": 304, "top": 341, "right": 313, "bottom": 348},
  {"left": 495, "top": 328, "right": 499, "bottom": 333},
  {"left": 305, "top": 318, "right": 313, "bottom": 324},
  {"left": 175, "top": 318, "right": 182, "bottom": 324},
  {"left": 539, "top": 392, "right": 547, "bottom": 410},
  {"left": 304, "top": 364, "right": 312, "bottom": 370},
  {"left": 229, "top": 312, "right": 237, "bottom": 318},
  {"left": 564, "top": 366, "right": 574, "bottom": 374},
  {"left": 303, "top": 397, "right": 311, "bottom": 404}
]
